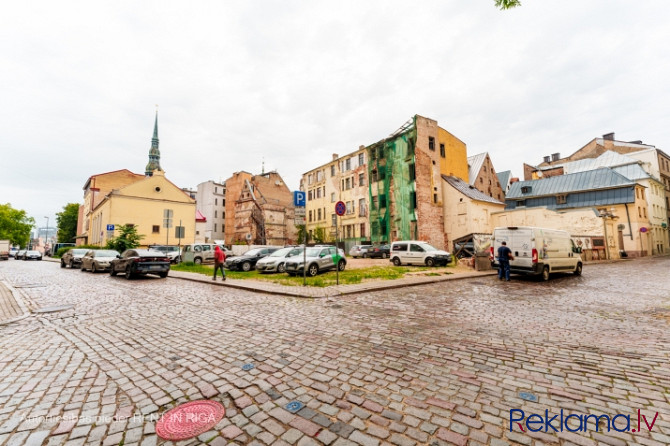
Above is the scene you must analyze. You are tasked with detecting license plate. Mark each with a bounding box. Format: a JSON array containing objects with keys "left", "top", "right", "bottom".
[{"left": 149, "top": 265, "right": 163, "bottom": 270}]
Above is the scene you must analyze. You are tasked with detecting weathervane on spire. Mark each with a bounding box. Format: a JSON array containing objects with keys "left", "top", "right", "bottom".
[{"left": 262, "top": 157, "right": 265, "bottom": 175}]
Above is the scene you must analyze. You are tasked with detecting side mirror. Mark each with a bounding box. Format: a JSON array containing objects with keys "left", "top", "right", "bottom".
[{"left": 116, "top": 255, "right": 121, "bottom": 259}]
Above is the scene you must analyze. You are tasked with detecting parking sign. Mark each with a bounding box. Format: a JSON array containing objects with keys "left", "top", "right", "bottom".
[
  {"left": 106, "top": 224, "right": 115, "bottom": 231},
  {"left": 293, "top": 191, "right": 306, "bottom": 207}
]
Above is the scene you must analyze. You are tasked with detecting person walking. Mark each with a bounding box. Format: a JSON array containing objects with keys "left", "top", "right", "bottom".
[
  {"left": 497, "top": 241, "right": 514, "bottom": 281},
  {"left": 213, "top": 245, "right": 226, "bottom": 281}
]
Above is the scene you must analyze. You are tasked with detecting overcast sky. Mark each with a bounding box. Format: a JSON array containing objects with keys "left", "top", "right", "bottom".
[{"left": 2, "top": 0, "right": 669, "bottom": 233}]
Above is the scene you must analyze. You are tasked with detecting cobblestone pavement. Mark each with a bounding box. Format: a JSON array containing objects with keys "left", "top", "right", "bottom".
[{"left": 0, "top": 257, "right": 669, "bottom": 446}]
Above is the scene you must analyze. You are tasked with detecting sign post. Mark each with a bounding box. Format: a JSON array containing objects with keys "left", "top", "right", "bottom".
[
  {"left": 335, "top": 201, "right": 346, "bottom": 286},
  {"left": 163, "top": 209, "right": 173, "bottom": 245}
]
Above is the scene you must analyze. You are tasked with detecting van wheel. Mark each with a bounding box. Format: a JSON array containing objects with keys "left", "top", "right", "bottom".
[
  {"left": 308, "top": 264, "right": 319, "bottom": 277},
  {"left": 425, "top": 257, "right": 435, "bottom": 267},
  {"left": 542, "top": 266, "right": 550, "bottom": 281},
  {"left": 194, "top": 257, "right": 202, "bottom": 265},
  {"left": 574, "top": 263, "right": 583, "bottom": 276},
  {"left": 392, "top": 257, "right": 401, "bottom": 266}
]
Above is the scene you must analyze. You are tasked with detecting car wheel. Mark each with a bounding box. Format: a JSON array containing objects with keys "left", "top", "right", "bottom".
[
  {"left": 92, "top": 264, "right": 97, "bottom": 273},
  {"left": 574, "top": 263, "right": 583, "bottom": 276},
  {"left": 80, "top": 265, "right": 87, "bottom": 272},
  {"left": 194, "top": 257, "right": 202, "bottom": 265},
  {"left": 425, "top": 257, "right": 435, "bottom": 267},
  {"left": 277, "top": 263, "right": 286, "bottom": 273},
  {"left": 337, "top": 260, "right": 346, "bottom": 271},
  {"left": 362, "top": 253, "right": 367, "bottom": 258},
  {"left": 110, "top": 267, "right": 117, "bottom": 276},
  {"left": 307, "top": 264, "right": 319, "bottom": 277},
  {"left": 69, "top": 260, "right": 74, "bottom": 268},
  {"left": 382, "top": 253, "right": 388, "bottom": 259},
  {"left": 60, "top": 260, "right": 65, "bottom": 268},
  {"left": 542, "top": 266, "right": 550, "bottom": 281},
  {"left": 392, "top": 257, "right": 401, "bottom": 266},
  {"left": 242, "top": 262, "right": 252, "bottom": 272},
  {"left": 125, "top": 266, "right": 133, "bottom": 280},
  {"left": 159, "top": 272, "right": 168, "bottom": 278}
]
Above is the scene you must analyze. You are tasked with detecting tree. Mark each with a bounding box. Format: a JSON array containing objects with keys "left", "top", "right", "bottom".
[
  {"left": 313, "top": 227, "right": 329, "bottom": 244},
  {"left": 0, "top": 203, "right": 35, "bottom": 247},
  {"left": 105, "top": 224, "right": 144, "bottom": 252},
  {"left": 495, "top": 0, "right": 521, "bottom": 9},
  {"left": 56, "top": 203, "right": 79, "bottom": 243}
]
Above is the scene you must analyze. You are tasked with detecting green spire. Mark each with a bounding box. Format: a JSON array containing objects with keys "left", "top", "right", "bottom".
[{"left": 145, "top": 109, "right": 162, "bottom": 176}]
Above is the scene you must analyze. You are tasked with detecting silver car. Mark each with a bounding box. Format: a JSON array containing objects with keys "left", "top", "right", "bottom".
[
  {"left": 284, "top": 246, "right": 347, "bottom": 277},
  {"left": 255, "top": 247, "right": 303, "bottom": 273},
  {"left": 349, "top": 244, "right": 373, "bottom": 258},
  {"left": 80, "top": 250, "right": 120, "bottom": 273}
]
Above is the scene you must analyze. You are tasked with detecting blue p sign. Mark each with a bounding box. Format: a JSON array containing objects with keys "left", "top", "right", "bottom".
[
  {"left": 293, "top": 191, "right": 306, "bottom": 207},
  {"left": 106, "top": 224, "right": 115, "bottom": 231}
]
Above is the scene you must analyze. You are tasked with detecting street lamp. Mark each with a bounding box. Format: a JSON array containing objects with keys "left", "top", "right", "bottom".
[{"left": 44, "top": 216, "right": 49, "bottom": 255}]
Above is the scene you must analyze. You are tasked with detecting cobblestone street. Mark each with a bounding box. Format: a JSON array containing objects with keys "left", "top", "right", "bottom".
[{"left": 1, "top": 257, "right": 669, "bottom": 446}]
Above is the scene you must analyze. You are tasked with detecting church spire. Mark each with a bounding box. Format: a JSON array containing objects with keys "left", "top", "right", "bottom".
[{"left": 145, "top": 107, "right": 162, "bottom": 176}]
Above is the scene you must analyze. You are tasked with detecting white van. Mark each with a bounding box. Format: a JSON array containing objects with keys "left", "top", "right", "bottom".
[
  {"left": 490, "top": 227, "right": 582, "bottom": 281},
  {"left": 389, "top": 241, "right": 451, "bottom": 267},
  {"left": 181, "top": 243, "right": 227, "bottom": 264}
]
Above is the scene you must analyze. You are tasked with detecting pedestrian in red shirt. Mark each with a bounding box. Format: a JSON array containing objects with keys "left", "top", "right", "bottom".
[{"left": 213, "top": 246, "right": 226, "bottom": 281}]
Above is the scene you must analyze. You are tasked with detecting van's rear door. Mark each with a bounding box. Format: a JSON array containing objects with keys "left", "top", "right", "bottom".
[{"left": 508, "top": 227, "right": 534, "bottom": 270}]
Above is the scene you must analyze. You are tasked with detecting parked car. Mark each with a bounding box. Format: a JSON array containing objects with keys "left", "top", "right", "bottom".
[
  {"left": 366, "top": 244, "right": 391, "bottom": 259},
  {"left": 255, "top": 247, "right": 303, "bottom": 273},
  {"left": 8, "top": 247, "right": 19, "bottom": 258},
  {"left": 109, "top": 249, "right": 171, "bottom": 279},
  {"left": 349, "top": 244, "right": 373, "bottom": 258},
  {"left": 61, "top": 249, "right": 90, "bottom": 269},
  {"left": 14, "top": 249, "right": 26, "bottom": 260},
  {"left": 148, "top": 245, "right": 182, "bottom": 263},
  {"left": 0, "top": 240, "right": 9, "bottom": 260},
  {"left": 80, "top": 249, "right": 121, "bottom": 273},
  {"left": 285, "top": 245, "right": 346, "bottom": 277},
  {"left": 389, "top": 241, "right": 451, "bottom": 267},
  {"left": 180, "top": 243, "right": 231, "bottom": 264},
  {"left": 23, "top": 250, "right": 43, "bottom": 261},
  {"left": 224, "top": 247, "right": 280, "bottom": 272}
]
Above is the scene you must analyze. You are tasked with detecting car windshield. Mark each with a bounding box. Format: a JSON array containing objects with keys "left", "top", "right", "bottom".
[
  {"left": 243, "top": 249, "right": 263, "bottom": 256},
  {"left": 96, "top": 250, "right": 119, "bottom": 257},
  {"left": 72, "top": 249, "right": 89, "bottom": 255},
  {"left": 268, "top": 247, "right": 294, "bottom": 257}
]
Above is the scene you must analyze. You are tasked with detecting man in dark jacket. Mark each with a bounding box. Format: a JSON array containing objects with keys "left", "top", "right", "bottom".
[
  {"left": 497, "top": 241, "right": 513, "bottom": 281},
  {"left": 213, "top": 246, "right": 226, "bottom": 281}
]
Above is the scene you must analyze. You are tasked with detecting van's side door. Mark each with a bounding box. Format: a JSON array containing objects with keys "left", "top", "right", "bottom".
[{"left": 408, "top": 243, "right": 425, "bottom": 265}]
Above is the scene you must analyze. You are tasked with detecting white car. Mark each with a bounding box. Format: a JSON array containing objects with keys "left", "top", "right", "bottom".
[
  {"left": 80, "top": 249, "right": 121, "bottom": 273},
  {"left": 255, "top": 247, "right": 303, "bottom": 273},
  {"left": 389, "top": 241, "right": 451, "bottom": 267}
]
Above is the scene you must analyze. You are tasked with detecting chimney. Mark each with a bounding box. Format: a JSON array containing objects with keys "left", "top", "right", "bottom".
[
  {"left": 359, "top": 145, "right": 365, "bottom": 150},
  {"left": 332, "top": 153, "right": 339, "bottom": 161},
  {"left": 603, "top": 132, "right": 615, "bottom": 141},
  {"left": 510, "top": 178, "right": 519, "bottom": 184},
  {"left": 543, "top": 156, "right": 551, "bottom": 163},
  {"left": 551, "top": 153, "right": 560, "bottom": 162}
]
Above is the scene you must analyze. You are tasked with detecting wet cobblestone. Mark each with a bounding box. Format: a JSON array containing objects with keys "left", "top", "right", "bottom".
[{"left": 0, "top": 257, "right": 669, "bottom": 445}]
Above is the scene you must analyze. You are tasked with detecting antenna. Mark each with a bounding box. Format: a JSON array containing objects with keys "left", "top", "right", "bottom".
[{"left": 262, "top": 157, "right": 265, "bottom": 175}]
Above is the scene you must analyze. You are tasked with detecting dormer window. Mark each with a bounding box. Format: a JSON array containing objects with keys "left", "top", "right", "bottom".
[{"left": 521, "top": 186, "right": 532, "bottom": 194}]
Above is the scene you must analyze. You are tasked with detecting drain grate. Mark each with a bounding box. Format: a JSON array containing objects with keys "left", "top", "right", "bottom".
[
  {"left": 33, "top": 305, "right": 74, "bottom": 313},
  {"left": 155, "top": 400, "right": 225, "bottom": 441}
]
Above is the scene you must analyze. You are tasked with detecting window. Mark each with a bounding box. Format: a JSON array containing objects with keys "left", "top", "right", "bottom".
[
  {"left": 409, "top": 163, "right": 415, "bottom": 181},
  {"left": 309, "top": 210, "right": 313, "bottom": 222},
  {"left": 428, "top": 137, "right": 435, "bottom": 151},
  {"left": 316, "top": 188, "right": 321, "bottom": 199},
  {"left": 215, "top": 198, "right": 218, "bottom": 205},
  {"left": 345, "top": 178, "right": 351, "bottom": 189},
  {"left": 480, "top": 177, "right": 483, "bottom": 184},
  {"left": 410, "top": 191, "right": 417, "bottom": 209},
  {"left": 345, "top": 158, "right": 351, "bottom": 171},
  {"left": 308, "top": 174, "right": 313, "bottom": 185},
  {"left": 359, "top": 173, "right": 365, "bottom": 187},
  {"left": 408, "top": 138, "right": 415, "bottom": 156},
  {"left": 556, "top": 194, "right": 567, "bottom": 204},
  {"left": 521, "top": 186, "right": 532, "bottom": 194},
  {"left": 372, "top": 195, "right": 378, "bottom": 210},
  {"left": 332, "top": 214, "right": 337, "bottom": 226},
  {"left": 318, "top": 208, "right": 322, "bottom": 220},
  {"left": 379, "top": 194, "right": 387, "bottom": 208},
  {"left": 360, "top": 223, "right": 366, "bottom": 238},
  {"left": 331, "top": 165, "right": 335, "bottom": 176},
  {"left": 331, "top": 192, "right": 336, "bottom": 202},
  {"left": 214, "top": 223, "right": 217, "bottom": 232},
  {"left": 643, "top": 208, "right": 647, "bottom": 218},
  {"left": 410, "top": 243, "right": 425, "bottom": 252},
  {"left": 440, "top": 143, "right": 445, "bottom": 158},
  {"left": 308, "top": 190, "right": 313, "bottom": 200},
  {"left": 317, "top": 170, "right": 323, "bottom": 182},
  {"left": 214, "top": 210, "right": 217, "bottom": 218},
  {"left": 358, "top": 153, "right": 365, "bottom": 166},
  {"left": 152, "top": 225, "right": 159, "bottom": 233},
  {"left": 215, "top": 187, "right": 218, "bottom": 193},
  {"left": 433, "top": 194, "right": 438, "bottom": 203},
  {"left": 359, "top": 198, "right": 366, "bottom": 216}
]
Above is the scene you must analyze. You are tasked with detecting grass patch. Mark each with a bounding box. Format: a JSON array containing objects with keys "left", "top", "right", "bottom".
[{"left": 172, "top": 262, "right": 456, "bottom": 287}]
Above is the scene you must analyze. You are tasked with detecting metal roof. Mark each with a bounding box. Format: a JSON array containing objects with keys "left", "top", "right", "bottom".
[
  {"left": 442, "top": 175, "right": 505, "bottom": 205},
  {"left": 497, "top": 170, "right": 511, "bottom": 189},
  {"left": 563, "top": 151, "right": 641, "bottom": 174},
  {"left": 506, "top": 168, "right": 635, "bottom": 199},
  {"left": 611, "top": 164, "right": 653, "bottom": 182},
  {"left": 467, "top": 152, "right": 487, "bottom": 185}
]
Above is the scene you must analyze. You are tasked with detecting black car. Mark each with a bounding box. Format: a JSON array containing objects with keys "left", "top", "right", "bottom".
[
  {"left": 110, "top": 249, "right": 171, "bottom": 279},
  {"left": 223, "top": 247, "right": 279, "bottom": 272},
  {"left": 366, "top": 244, "right": 391, "bottom": 259}
]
